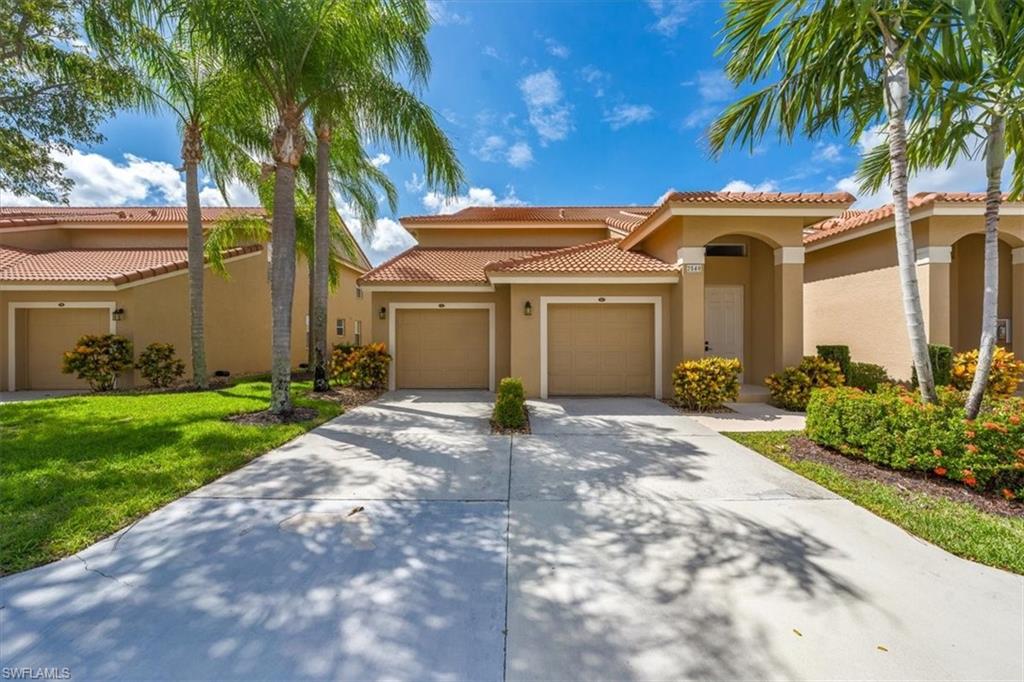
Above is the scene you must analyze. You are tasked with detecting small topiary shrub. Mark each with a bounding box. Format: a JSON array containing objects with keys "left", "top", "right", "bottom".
[
  {"left": 327, "top": 343, "right": 360, "bottom": 386},
  {"left": 951, "top": 346, "right": 1024, "bottom": 396},
  {"left": 807, "top": 386, "right": 1024, "bottom": 500},
  {"left": 765, "top": 356, "right": 844, "bottom": 411},
  {"left": 62, "top": 334, "right": 134, "bottom": 391},
  {"left": 493, "top": 377, "right": 527, "bottom": 429},
  {"left": 816, "top": 345, "right": 851, "bottom": 383},
  {"left": 672, "top": 357, "right": 742, "bottom": 411},
  {"left": 345, "top": 343, "right": 390, "bottom": 389},
  {"left": 135, "top": 342, "right": 184, "bottom": 388},
  {"left": 848, "top": 362, "right": 889, "bottom": 392},
  {"left": 912, "top": 344, "right": 954, "bottom": 387}
]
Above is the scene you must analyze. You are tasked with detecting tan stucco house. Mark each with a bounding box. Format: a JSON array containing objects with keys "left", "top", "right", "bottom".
[
  {"left": 358, "top": 191, "right": 854, "bottom": 398},
  {"left": 804, "top": 192, "right": 1024, "bottom": 380},
  {"left": 0, "top": 206, "right": 371, "bottom": 391}
]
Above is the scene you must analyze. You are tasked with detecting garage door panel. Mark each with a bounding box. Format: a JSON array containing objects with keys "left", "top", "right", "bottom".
[
  {"left": 25, "top": 308, "right": 110, "bottom": 389},
  {"left": 395, "top": 308, "right": 489, "bottom": 389},
  {"left": 547, "top": 303, "right": 654, "bottom": 396}
]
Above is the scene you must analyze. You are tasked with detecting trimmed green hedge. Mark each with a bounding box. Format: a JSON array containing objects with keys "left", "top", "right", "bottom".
[
  {"left": 493, "top": 377, "right": 527, "bottom": 429},
  {"left": 817, "top": 345, "right": 851, "bottom": 383},
  {"left": 912, "top": 344, "right": 953, "bottom": 387},
  {"left": 849, "top": 361, "right": 889, "bottom": 392},
  {"left": 807, "top": 386, "right": 1024, "bottom": 500},
  {"left": 672, "top": 357, "right": 742, "bottom": 411}
]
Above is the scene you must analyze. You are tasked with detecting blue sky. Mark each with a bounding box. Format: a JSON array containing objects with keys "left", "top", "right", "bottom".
[{"left": 7, "top": 0, "right": 989, "bottom": 263}]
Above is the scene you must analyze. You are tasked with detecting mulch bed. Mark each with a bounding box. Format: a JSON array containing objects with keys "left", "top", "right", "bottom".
[
  {"left": 225, "top": 407, "right": 319, "bottom": 425},
  {"left": 308, "top": 386, "right": 386, "bottom": 409},
  {"left": 491, "top": 407, "right": 531, "bottom": 435},
  {"left": 660, "top": 399, "right": 736, "bottom": 414},
  {"left": 785, "top": 435, "right": 1023, "bottom": 518}
]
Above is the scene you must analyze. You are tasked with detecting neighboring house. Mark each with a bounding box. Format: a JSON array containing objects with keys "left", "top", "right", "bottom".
[
  {"left": 358, "top": 191, "right": 854, "bottom": 398},
  {"left": 804, "top": 192, "right": 1024, "bottom": 380},
  {"left": 0, "top": 206, "right": 371, "bottom": 391}
]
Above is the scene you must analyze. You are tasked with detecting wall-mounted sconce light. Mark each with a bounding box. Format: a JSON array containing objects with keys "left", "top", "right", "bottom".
[
  {"left": 523, "top": 300, "right": 533, "bottom": 316},
  {"left": 378, "top": 306, "right": 387, "bottom": 320},
  {"left": 112, "top": 307, "right": 126, "bottom": 321}
]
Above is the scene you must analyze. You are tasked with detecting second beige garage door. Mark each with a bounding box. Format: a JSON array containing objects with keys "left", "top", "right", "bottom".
[
  {"left": 395, "top": 308, "right": 490, "bottom": 389},
  {"left": 548, "top": 303, "right": 654, "bottom": 396}
]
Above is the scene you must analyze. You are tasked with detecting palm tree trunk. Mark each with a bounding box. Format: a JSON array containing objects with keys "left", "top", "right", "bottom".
[
  {"left": 312, "top": 122, "right": 331, "bottom": 392},
  {"left": 965, "top": 114, "right": 1005, "bottom": 418},
  {"left": 269, "top": 108, "right": 303, "bottom": 415},
  {"left": 881, "top": 38, "right": 937, "bottom": 403},
  {"left": 183, "top": 124, "right": 208, "bottom": 390}
]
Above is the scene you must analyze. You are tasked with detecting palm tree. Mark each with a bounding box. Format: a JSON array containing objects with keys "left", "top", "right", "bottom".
[
  {"left": 709, "top": 0, "right": 949, "bottom": 403},
  {"left": 87, "top": 5, "right": 260, "bottom": 390},
  {"left": 858, "top": 0, "right": 1024, "bottom": 417},
  {"left": 187, "top": 0, "right": 461, "bottom": 413}
]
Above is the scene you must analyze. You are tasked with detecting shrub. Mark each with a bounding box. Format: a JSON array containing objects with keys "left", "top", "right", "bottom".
[
  {"left": 672, "top": 357, "right": 742, "bottom": 411},
  {"left": 61, "top": 334, "right": 134, "bottom": 391},
  {"left": 135, "top": 342, "right": 185, "bottom": 388},
  {"left": 765, "top": 356, "right": 844, "bottom": 411},
  {"left": 951, "top": 347, "right": 1024, "bottom": 396},
  {"left": 912, "top": 344, "right": 953, "bottom": 387},
  {"left": 807, "top": 386, "right": 1024, "bottom": 499},
  {"left": 327, "top": 343, "right": 360, "bottom": 385},
  {"left": 344, "top": 343, "right": 390, "bottom": 389},
  {"left": 493, "top": 377, "right": 527, "bottom": 429},
  {"left": 816, "top": 345, "right": 851, "bottom": 383},
  {"left": 848, "top": 362, "right": 889, "bottom": 392}
]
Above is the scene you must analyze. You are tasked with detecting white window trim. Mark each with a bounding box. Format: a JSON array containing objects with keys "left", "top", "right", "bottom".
[
  {"left": 7, "top": 301, "right": 117, "bottom": 391},
  {"left": 539, "top": 295, "right": 663, "bottom": 400},
  {"left": 387, "top": 302, "right": 496, "bottom": 392}
]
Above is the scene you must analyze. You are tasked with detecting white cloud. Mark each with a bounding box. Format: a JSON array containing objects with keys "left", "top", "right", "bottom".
[
  {"left": 335, "top": 199, "right": 415, "bottom": 264},
  {"left": 721, "top": 179, "right": 779, "bottom": 193},
  {"left": 473, "top": 134, "right": 508, "bottom": 162},
  {"left": 545, "top": 37, "right": 570, "bottom": 59},
  {"left": 404, "top": 173, "right": 426, "bottom": 193},
  {"left": 655, "top": 187, "right": 677, "bottom": 204},
  {"left": 813, "top": 143, "right": 843, "bottom": 163},
  {"left": 682, "top": 106, "right": 718, "bottom": 129},
  {"left": 368, "top": 153, "right": 391, "bottom": 168},
  {"left": 506, "top": 142, "right": 534, "bottom": 168},
  {"left": 604, "top": 104, "right": 655, "bottom": 130},
  {"left": 696, "top": 70, "right": 733, "bottom": 103},
  {"left": 580, "top": 65, "right": 609, "bottom": 97},
  {"left": 45, "top": 150, "right": 186, "bottom": 205},
  {"left": 647, "top": 0, "right": 696, "bottom": 36},
  {"left": 519, "top": 69, "right": 573, "bottom": 144},
  {"left": 422, "top": 186, "right": 525, "bottom": 215},
  {"left": 482, "top": 45, "right": 501, "bottom": 60},
  {"left": 198, "top": 181, "right": 260, "bottom": 207},
  {"left": 426, "top": 1, "right": 469, "bottom": 26}
]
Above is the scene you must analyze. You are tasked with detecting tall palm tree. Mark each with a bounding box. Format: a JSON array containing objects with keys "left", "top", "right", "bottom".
[
  {"left": 858, "top": 0, "right": 1024, "bottom": 417},
  {"left": 187, "top": 0, "right": 460, "bottom": 413},
  {"left": 87, "top": 5, "right": 260, "bottom": 390},
  {"left": 709, "top": 0, "right": 949, "bottom": 403}
]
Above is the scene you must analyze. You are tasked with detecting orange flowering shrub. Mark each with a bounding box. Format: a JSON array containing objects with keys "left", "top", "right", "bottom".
[
  {"left": 951, "top": 347, "right": 1024, "bottom": 396},
  {"left": 61, "top": 334, "right": 134, "bottom": 391},
  {"left": 807, "top": 386, "right": 1024, "bottom": 500},
  {"left": 333, "top": 343, "right": 390, "bottom": 389}
]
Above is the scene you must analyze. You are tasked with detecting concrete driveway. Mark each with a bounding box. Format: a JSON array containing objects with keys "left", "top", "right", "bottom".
[{"left": 1, "top": 392, "right": 1021, "bottom": 681}]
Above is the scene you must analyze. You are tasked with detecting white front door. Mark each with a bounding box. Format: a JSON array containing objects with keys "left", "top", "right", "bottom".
[{"left": 705, "top": 286, "right": 744, "bottom": 366}]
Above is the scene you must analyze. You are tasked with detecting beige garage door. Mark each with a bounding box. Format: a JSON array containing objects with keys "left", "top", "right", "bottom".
[
  {"left": 24, "top": 307, "right": 110, "bottom": 389},
  {"left": 548, "top": 303, "right": 654, "bottom": 396},
  {"left": 395, "top": 308, "right": 489, "bottom": 389}
]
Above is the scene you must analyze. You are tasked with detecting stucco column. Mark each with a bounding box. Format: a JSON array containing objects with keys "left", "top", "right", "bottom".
[
  {"left": 915, "top": 246, "right": 953, "bottom": 347},
  {"left": 677, "top": 247, "right": 705, "bottom": 362},
  {"left": 1013, "top": 248, "right": 1024, "bottom": 359},
  {"left": 774, "top": 247, "right": 804, "bottom": 370}
]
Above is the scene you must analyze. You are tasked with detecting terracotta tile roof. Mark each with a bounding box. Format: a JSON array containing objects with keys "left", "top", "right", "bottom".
[
  {"left": 486, "top": 239, "right": 677, "bottom": 274},
  {"left": 401, "top": 206, "right": 656, "bottom": 225},
  {"left": 0, "top": 206, "right": 264, "bottom": 228},
  {"left": 0, "top": 244, "right": 261, "bottom": 284},
  {"left": 359, "top": 246, "right": 552, "bottom": 284},
  {"left": 661, "top": 191, "right": 855, "bottom": 205},
  {"left": 803, "top": 192, "right": 1014, "bottom": 245}
]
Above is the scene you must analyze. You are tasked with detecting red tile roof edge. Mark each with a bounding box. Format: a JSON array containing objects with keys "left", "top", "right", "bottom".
[{"left": 484, "top": 238, "right": 620, "bottom": 271}]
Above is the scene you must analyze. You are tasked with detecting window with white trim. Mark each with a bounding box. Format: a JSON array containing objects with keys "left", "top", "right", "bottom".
[{"left": 336, "top": 319, "right": 345, "bottom": 336}]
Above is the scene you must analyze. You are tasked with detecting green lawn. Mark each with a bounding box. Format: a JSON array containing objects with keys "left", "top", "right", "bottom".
[
  {"left": 0, "top": 378, "right": 342, "bottom": 574},
  {"left": 726, "top": 431, "right": 1024, "bottom": 575}
]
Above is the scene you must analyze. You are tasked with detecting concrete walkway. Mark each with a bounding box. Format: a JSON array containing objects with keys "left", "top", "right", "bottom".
[
  {"left": 0, "top": 389, "right": 82, "bottom": 404},
  {"left": 687, "top": 401, "right": 807, "bottom": 432},
  {"left": 1, "top": 392, "right": 1020, "bottom": 680}
]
